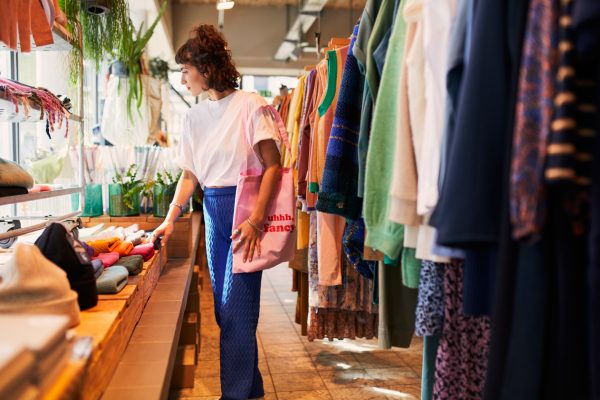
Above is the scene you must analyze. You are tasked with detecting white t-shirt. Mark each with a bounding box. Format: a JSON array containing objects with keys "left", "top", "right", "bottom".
[{"left": 175, "top": 90, "right": 281, "bottom": 188}]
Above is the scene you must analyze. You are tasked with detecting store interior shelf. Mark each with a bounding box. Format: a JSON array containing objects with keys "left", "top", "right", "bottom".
[
  {"left": 0, "top": 22, "right": 74, "bottom": 52},
  {"left": 0, "top": 91, "right": 81, "bottom": 123},
  {"left": 0, "top": 187, "right": 83, "bottom": 207}
]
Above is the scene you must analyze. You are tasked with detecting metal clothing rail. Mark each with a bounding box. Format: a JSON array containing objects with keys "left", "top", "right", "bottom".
[{"left": 0, "top": 211, "right": 81, "bottom": 241}]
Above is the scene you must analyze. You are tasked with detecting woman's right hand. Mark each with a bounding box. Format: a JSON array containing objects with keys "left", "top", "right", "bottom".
[{"left": 150, "top": 220, "right": 175, "bottom": 246}]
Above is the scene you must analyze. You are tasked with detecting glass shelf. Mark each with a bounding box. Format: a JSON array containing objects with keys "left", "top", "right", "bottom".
[{"left": 0, "top": 187, "right": 83, "bottom": 207}]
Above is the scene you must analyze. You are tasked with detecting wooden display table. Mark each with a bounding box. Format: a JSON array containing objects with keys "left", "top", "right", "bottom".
[
  {"left": 42, "top": 248, "right": 167, "bottom": 400},
  {"left": 80, "top": 214, "right": 194, "bottom": 259},
  {"left": 43, "top": 212, "right": 204, "bottom": 400}
]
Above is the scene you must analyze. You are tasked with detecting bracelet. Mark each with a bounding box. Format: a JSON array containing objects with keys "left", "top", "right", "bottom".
[
  {"left": 170, "top": 202, "right": 184, "bottom": 212},
  {"left": 246, "top": 218, "right": 264, "bottom": 232}
]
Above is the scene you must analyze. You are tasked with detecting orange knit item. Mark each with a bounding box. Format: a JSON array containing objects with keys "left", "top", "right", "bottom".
[
  {"left": 87, "top": 237, "right": 120, "bottom": 256},
  {"left": 108, "top": 240, "right": 134, "bottom": 256}
]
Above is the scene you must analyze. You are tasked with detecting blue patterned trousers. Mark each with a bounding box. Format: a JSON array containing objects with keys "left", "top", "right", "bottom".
[{"left": 203, "top": 186, "right": 264, "bottom": 400}]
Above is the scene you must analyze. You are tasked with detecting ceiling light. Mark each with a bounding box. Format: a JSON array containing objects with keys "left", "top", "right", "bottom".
[{"left": 216, "top": 0, "right": 235, "bottom": 10}]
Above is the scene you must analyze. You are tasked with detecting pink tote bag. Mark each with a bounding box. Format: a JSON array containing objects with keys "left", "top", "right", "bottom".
[{"left": 232, "top": 98, "right": 297, "bottom": 273}]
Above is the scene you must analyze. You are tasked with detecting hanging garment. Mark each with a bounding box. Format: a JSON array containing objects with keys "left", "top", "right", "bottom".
[
  {"left": 297, "top": 70, "right": 317, "bottom": 200},
  {"left": 307, "top": 212, "right": 378, "bottom": 341},
  {"left": 377, "top": 259, "right": 418, "bottom": 349},
  {"left": 306, "top": 61, "right": 328, "bottom": 209},
  {"left": 203, "top": 186, "right": 264, "bottom": 400},
  {"left": 282, "top": 75, "right": 306, "bottom": 167},
  {"left": 509, "top": 0, "right": 558, "bottom": 240},
  {"left": 422, "top": 334, "right": 440, "bottom": 400},
  {"left": 0, "top": 0, "right": 54, "bottom": 52},
  {"left": 363, "top": 2, "right": 407, "bottom": 259},
  {"left": 415, "top": 261, "right": 445, "bottom": 337},
  {"left": 317, "top": 23, "right": 365, "bottom": 220},
  {"left": 433, "top": 262, "right": 491, "bottom": 400},
  {"left": 431, "top": 0, "right": 528, "bottom": 248},
  {"left": 342, "top": 218, "right": 376, "bottom": 280},
  {"left": 357, "top": 0, "right": 398, "bottom": 198}
]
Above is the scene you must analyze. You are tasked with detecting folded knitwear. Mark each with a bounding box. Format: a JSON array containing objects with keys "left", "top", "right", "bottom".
[
  {"left": 77, "top": 224, "right": 105, "bottom": 242},
  {"left": 0, "top": 243, "right": 80, "bottom": 327},
  {"left": 0, "top": 158, "right": 34, "bottom": 189},
  {"left": 0, "top": 186, "right": 28, "bottom": 197},
  {"left": 115, "top": 255, "right": 144, "bottom": 275},
  {"left": 108, "top": 240, "right": 133, "bottom": 256},
  {"left": 96, "top": 266, "right": 128, "bottom": 294},
  {"left": 125, "top": 230, "right": 145, "bottom": 246},
  {"left": 93, "top": 252, "right": 120, "bottom": 268},
  {"left": 87, "top": 237, "right": 120, "bottom": 256},
  {"left": 123, "top": 224, "right": 139, "bottom": 236},
  {"left": 129, "top": 243, "right": 155, "bottom": 261},
  {"left": 91, "top": 259, "right": 104, "bottom": 280},
  {"left": 81, "top": 241, "right": 94, "bottom": 259},
  {"left": 34, "top": 223, "right": 98, "bottom": 310}
]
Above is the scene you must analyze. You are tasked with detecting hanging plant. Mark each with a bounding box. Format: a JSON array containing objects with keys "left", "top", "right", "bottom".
[
  {"left": 108, "top": 0, "right": 168, "bottom": 118},
  {"left": 58, "top": 0, "right": 129, "bottom": 83}
]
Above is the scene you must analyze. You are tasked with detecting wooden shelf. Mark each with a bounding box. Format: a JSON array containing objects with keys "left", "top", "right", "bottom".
[
  {"left": 0, "top": 187, "right": 83, "bottom": 207},
  {"left": 0, "top": 22, "right": 74, "bottom": 52}
]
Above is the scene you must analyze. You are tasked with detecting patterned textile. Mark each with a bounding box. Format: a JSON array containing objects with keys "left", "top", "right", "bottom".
[
  {"left": 433, "top": 262, "right": 491, "bottom": 400},
  {"left": 544, "top": 0, "right": 597, "bottom": 236},
  {"left": 316, "top": 23, "right": 365, "bottom": 220},
  {"left": 307, "top": 212, "right": 378, "bottom": 341},
  {"left": 415, "top": 260, "right": 445, "bottom": 337},
  {"left": 509, "top": 0, "right": 558, "bottom": 240},
  {"left": 203, "top": 187, "right": 264, "bottom": 400},
  {"left": 342, "top": 218, "right": 376, "bottom": 280},
  {"left": 545, "top": 1, "right": 596, "bottom": 186}
]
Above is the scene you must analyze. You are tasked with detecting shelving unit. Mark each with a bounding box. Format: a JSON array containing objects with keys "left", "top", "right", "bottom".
[
  {"left": 0, "top": 187, "right": 82, "bottom": 207},
  {"left": 0, "top": 19, "right": 86, "bottom": 229}
]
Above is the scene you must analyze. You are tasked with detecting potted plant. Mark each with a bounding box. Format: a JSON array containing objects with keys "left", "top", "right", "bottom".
[
  {"left": 108, "top": 1, "right": 168, "bottom": 118},
  {"left": 109, "top": 164, "right": 144, "bottom": 216},
  {"left": 153, "top": 170, "right": 182, "bottom": 217}
]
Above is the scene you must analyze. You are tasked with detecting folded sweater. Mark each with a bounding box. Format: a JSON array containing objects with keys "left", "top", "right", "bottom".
[
  {"left": 96, "top": 266, "right": 128, "bottom": 294},
  {"left": 115, "top": 255, "right": 144, "bottom": 276}
]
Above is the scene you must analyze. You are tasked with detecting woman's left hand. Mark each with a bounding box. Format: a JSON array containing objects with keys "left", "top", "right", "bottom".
[{"left": 231, "top": 219, "right": 262, "bottom": 262}]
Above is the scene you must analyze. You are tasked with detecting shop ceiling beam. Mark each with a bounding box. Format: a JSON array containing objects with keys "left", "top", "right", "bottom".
[{"left": 273, "top": 0, "right": 329, "bottom": 61}]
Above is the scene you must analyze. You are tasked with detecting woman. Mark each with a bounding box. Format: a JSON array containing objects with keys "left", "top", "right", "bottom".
[{"left": 152, "top": 25, "right": 282, "bottom": 400}]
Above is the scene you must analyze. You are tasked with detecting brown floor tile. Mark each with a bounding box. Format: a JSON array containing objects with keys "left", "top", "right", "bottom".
[
  {"left": 263, "top": 343, "right": 309, "bottom": 358},
  {"left": 262, "top": 370, "right": 275, "bottom": 393},
  {"left": 267, "top": 355, "right": 316, "bottom": 373},
  {"left": 318, "top": 369, "right": 372, "bottom": 390},
  {"left": 328, "top": 387, "right": 390, "bottom": 400},
  {"left": 396, "top": 351, "right": 423, "bottom": 373},
  {"left": 304, "top": 341, "right": 356, "bottom": 357},
  {"left": 383, "top": 385, "right": 421, "bottom": 399},
  {"left": 353, "top": 352, "right": 409, "bottom": 369},
  {"left": 271, "top": 371, "right": 326, "bottom": 392},
  {"left": 276, "top": 390, "right": 332, "bottom": 400},
  {"left": 195, "top": 360, "right": 220, "bottom": 378},
  {"left": 176, "top": 377, "right": 221, "bottom": 397},
  {"left": 312, "top": 354, "right": 362, "bottom": 371},
  {"left": 365, "top": 368, "right": 421, "bottom": 386},
  {"left": 259, "top": 332, "right": 302, "bottom": 345}
]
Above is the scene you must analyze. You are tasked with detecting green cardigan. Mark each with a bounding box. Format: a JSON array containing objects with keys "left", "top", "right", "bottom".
[{"left": 363, "top": 2, "right": 407, "bottom": 260}]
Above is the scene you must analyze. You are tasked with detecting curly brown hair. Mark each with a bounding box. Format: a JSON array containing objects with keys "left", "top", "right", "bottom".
[{"left": 175, "top": 25, "right": 240, "bottom": 92}]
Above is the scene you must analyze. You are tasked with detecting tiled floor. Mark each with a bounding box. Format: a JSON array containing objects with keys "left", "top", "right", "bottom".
[{"left": 171, "top": 266, "right": 423, "bottom": 400}]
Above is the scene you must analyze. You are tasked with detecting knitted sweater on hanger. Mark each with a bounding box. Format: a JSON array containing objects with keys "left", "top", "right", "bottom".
[{"left": 316, "top": 23, "right": 364, "bottom": 220}]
